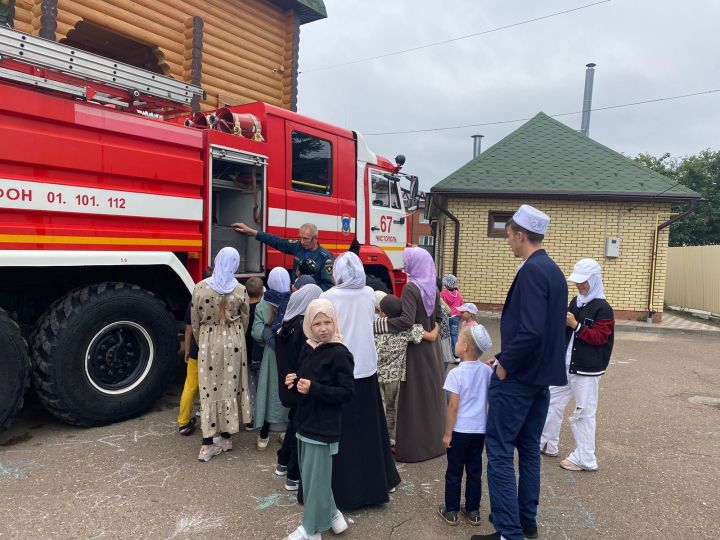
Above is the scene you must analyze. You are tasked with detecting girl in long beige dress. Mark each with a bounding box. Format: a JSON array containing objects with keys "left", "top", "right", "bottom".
[{"left": 191, "top": 247, "right": 250, "bottom": 462}]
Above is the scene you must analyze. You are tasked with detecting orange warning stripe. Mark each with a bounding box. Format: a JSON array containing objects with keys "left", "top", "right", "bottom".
[{"left": 0, "top": 233, "right": 201, "bottom": 247}]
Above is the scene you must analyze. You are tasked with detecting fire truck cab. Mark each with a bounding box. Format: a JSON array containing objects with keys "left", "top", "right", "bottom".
[
  {"left": 201, "top": 102, "right": 418, "bottom": 291},
  {"left": 0, "top": 27, "right": 419, "bottom": 431}
]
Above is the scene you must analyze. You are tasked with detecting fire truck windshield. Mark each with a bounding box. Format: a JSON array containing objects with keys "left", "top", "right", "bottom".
[{"left": 371, "top": 172, "right": 402, "bottom": 209}]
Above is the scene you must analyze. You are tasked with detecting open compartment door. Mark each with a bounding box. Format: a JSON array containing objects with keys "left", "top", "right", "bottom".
[{"left": 209, "top": 147, "right": 267, "bottom": 274}]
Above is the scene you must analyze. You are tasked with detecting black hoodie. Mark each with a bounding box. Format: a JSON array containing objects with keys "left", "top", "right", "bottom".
[
  {"left": 275, "top": 315, "right": 309, "bottom": 408},
  {"left": 292, "top": 342, "right": 355, "bottom": 443}
]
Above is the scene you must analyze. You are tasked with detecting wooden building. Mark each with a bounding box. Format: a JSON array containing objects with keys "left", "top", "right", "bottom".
[{"left": 3, "top": 0, "right": 326, "bottom": 111}]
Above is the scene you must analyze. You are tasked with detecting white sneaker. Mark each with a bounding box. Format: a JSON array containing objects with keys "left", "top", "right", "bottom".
[
  {"left": 257, "top": 435, "right": 269, "bottom": 450},
  {"left": 213, "top": 436, "right": 232, "bottom": 452},
  {"left": 331, "top": 511, "right": 348, "bottom": 534},
  {"left": 198, "top": 445, "right": 222, "bottom": 462},
  {"left": 286, "top": 525, "right": 321, "bottom": 540}
]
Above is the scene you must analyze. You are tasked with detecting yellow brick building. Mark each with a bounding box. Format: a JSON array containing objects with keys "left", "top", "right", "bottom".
[{"left": 429, "top": 113, "right": 700, "bottom": 321}]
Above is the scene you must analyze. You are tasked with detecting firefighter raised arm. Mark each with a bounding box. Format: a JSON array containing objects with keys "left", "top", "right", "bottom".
[{"left": 232, "top": 222, "right": 335, "bottom": 291}]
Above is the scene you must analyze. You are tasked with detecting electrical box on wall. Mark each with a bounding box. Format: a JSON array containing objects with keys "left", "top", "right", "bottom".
[{"left": 605, "top": 237, "right": 620, "bottom": 258}]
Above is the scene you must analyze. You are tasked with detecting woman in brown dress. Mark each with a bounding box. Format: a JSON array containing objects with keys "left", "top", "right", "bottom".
[{"left": 374, "top": 247, "right": 446, "bottom": 462}]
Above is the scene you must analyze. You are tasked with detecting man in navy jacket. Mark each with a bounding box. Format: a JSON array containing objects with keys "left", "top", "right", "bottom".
[{"left": 473, "top": 205, "right": 567, "bottom": 540}]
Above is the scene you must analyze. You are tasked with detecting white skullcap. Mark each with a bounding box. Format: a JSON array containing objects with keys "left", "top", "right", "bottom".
[
  {"left": 568, "top": 258, "right": 602, "bottom": 283},
  {"left": 457, "top": 302, "right": 478, "bottom": 315},
  {"left": 470, "top": 324, "right": 492, "bottom": 353},
  {"left": 374, "top": 290, "right": 387, "bottom": 309},
  {"left": 512, "top": 204, "right": 550, "bottom": 235}
]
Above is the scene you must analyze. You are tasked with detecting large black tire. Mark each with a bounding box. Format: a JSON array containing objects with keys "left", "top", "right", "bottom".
[
  {"left": 365, "top": 275, "right": 390, "bottom": 294},
  {"left": 31, "top": 282, "right": 178, "bottom": 426},
  {"left": 0, "top": 308, "right": 30, "bottom": 432}
]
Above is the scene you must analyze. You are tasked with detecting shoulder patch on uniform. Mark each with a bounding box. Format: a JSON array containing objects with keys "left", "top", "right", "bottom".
[{"left": 325, "top": 259, "right": 334, "bottom": 275}]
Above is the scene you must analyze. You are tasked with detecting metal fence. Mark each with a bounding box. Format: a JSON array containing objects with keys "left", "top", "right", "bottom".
[{"left": 665, "top": 245, "right": 720, "bottom": 314}]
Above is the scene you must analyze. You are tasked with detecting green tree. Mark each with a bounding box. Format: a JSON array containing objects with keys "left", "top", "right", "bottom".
[{"left": 635, "top": 150, "right": 720, "bottom": 246}]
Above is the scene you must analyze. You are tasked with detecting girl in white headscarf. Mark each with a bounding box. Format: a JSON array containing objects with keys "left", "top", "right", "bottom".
[
  {"left": 540, "top": 258, "right": 615, "bottom": 472},
  {"left": 320, "top": 252, "right": 401, "bottom": 511},
  {"left": 191, "top": 247, "right": 250, "bottom": 462},
  {"left": 252, "top": 267, "right": 291, "bottom": 450}
]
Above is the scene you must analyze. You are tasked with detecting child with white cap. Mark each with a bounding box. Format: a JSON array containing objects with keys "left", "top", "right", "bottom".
[
  {"left": 540, "top": 258, "right": 615, "bottom": 472},
  {"left": 438, "top": 325, "right": 494, "bottom": 527},
  {"left": 457, "top": 302, "right": 479, "bottom": 328}
]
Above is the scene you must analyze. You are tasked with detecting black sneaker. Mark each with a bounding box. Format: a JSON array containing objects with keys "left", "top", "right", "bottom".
[
  {"left": 461, "top": 507, "right": 482, "bottom": 526},
  {"left": 470, "top": 534, "right": 500, "bottom": 540},
  {"left": 488, "top": 512, "right": 538, "bottom": 539},
  {"left": 178, "top": 416, "right": 196, "bottom": 436},
  {"left": 275, "top": 464, "right": 288, "bottom": 476},
  {"left": 285, "top": 478, "right": 299, "bottom": 491},
  {"left": 437, "top": 505, "right": 459, "bottom": 526}
]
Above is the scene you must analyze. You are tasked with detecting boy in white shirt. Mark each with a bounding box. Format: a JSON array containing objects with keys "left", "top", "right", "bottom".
[{"left": 438, "top": 325, "right": 493, "bottom": 527}]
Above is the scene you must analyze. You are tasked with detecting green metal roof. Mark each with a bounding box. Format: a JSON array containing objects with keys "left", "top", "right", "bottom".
[
  {"left": 268, "top": 0, "right": 327, "bottom": 24},
  {"left": 431, "top": 112, "right": 700, "bottom": 201}
]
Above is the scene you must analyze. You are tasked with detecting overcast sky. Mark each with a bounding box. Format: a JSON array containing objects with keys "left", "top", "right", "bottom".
[{"left": 295, "top": 0, "right": 720, "bottom": 191}]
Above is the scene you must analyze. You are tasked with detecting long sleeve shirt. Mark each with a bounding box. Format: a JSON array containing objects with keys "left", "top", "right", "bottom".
[{"left": 256, "top": 231, "right": 334, "bottom": 291}]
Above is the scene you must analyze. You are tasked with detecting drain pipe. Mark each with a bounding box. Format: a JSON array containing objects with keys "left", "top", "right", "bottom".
[
  {"left": 647, "top": 201, "right": 698, "bottom": 320},
  {"left": 430, "top": 195, "right": 460, "bottom": 276}
]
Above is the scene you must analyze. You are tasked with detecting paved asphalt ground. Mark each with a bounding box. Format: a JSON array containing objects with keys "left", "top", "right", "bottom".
[{"left": 1, "top": 322, "right": 719, "bottom": 539}]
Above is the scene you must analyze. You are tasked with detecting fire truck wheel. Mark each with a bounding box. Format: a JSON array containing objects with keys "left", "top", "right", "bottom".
[
  {"left": 365, "top": 275, "right": 390, "bottom": 294},
  {"left": 30, "top": 282, "right": 178, "bottom": 427},
  {"left": 0, "top": 308, "right": 30, "bottom": 432}
]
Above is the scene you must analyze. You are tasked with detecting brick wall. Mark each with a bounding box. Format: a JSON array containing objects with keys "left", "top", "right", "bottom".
[
  {"left": 437, "top": 198, "right": 671, "bottom": 320},
  {"left": 410, "top": 211, "right": 432, "bottom": 245}
]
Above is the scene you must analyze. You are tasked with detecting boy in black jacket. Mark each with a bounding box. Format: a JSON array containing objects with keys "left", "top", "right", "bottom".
[{"left": 284, "top": 299, "right": 354, "bottom": 540}]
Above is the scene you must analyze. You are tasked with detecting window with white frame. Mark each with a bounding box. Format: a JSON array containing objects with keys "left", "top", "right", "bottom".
[{"left": 419, "top": 235, "right": 434, "bottom": 246}]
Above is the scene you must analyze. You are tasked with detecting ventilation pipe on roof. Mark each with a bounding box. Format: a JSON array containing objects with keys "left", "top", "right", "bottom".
[
  {"left": 580, "top": 63, "right": 596, "bottom": 137},
  {"left": 471, "top": 134, "right": 484, "bottom": 158}
]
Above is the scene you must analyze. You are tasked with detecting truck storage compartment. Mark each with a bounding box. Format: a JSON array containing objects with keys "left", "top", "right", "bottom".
[{"left": 210, "top": 155, "right": 265, "bottom": 274}]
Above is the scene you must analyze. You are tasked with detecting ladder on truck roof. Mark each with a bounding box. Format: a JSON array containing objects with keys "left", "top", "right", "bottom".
[{"left": 0, "top": 26, "right": 204, "bottom": 115}]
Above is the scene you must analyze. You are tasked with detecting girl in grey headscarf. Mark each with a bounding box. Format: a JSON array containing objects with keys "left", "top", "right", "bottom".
[{"left": 275, "top": 284, "right": 324, "bottom": 490}]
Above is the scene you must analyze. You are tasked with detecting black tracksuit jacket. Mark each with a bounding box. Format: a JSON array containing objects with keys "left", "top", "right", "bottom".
[{"left": 291, "top": 342, "right": 355, "bottom": 444}]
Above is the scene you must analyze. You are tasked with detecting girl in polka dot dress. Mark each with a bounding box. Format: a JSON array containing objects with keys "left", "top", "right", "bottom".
[{"left": 191, "top": 247, "right": 251, "bottom": 462}]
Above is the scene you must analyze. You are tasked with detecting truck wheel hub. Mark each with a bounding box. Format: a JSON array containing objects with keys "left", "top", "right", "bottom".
[{"left": 85, "top": 321, "right": 154, "bottom": 395}]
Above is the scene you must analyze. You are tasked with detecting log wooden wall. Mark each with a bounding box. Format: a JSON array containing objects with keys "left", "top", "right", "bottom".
[{"left": 11, "top": 0, "right": 299, "bottom": 111}]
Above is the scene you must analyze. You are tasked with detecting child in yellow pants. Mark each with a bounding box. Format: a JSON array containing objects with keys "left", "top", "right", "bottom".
[{"left": 178, "top": 303, "right": 199, "bottom": 435}]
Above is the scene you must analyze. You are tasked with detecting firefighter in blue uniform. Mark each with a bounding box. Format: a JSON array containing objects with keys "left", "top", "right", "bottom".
[{"left": 232, "top": 222, "right": 334, "bottom": 291}]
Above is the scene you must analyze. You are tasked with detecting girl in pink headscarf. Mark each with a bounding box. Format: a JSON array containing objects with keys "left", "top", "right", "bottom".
[
  {"left": 375, "top": 247, "right": 446, "bottom": 462},
  {"left": 284, "top": 299, "right": 355, "bottom": 540}
]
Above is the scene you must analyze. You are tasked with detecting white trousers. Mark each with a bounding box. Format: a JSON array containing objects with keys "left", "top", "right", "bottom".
[{"left": 540, "top": 373, "right": 601, "bottom": 470}]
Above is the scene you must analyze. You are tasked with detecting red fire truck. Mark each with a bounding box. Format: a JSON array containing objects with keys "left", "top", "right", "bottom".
[{"left": 0, "top": 28, "right": 419, "bottom": 430}]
